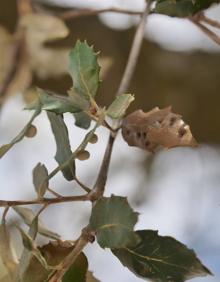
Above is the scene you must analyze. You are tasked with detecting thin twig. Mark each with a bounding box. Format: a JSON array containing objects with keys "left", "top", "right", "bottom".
[
  {"left": 49, "top": 227, "right": 95, "bottom": 282},
  {"left": 190, "top": 18, "right": 220, "bottom": 46},
  {"left": 116, "top": 3, "right": 150, "bottom": 96},
  {"left": 75, "top": 177, "right": 91, "bottom": 193},
  {"left": 92, "top": 3, "right": 149, "bottom": 198},
  {"left": 200, "top": 13, "right": 220, "bottom": 29},
  {"left": 0, "top": 194, "right": 91, "bottom": 207},
  {"left": 92, "top": 133, "right": 115, "bottom": 198},
  {"left": 60, "top": 7, "right": 143, "bottom": 20}
]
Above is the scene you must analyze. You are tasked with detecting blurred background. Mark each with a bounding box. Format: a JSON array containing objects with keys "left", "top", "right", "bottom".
[{"left": 0, "top": 0, "right": 220, "bottom": 281}]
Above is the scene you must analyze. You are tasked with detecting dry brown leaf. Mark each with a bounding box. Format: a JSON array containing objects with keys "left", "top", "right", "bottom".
[
  {"left": 0, "top": 26, "right": 14, "bottom": 89},
  {"left": 20, "top": 14, "right": 69, "bottom": 79},
  {"left": 122, "top": 106, "right": 197, "bottom": 152}
]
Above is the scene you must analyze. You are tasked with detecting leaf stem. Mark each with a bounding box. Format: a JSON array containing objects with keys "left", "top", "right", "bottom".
[{"left": 189, "top": 17, "right": 220, "bottom": 46}]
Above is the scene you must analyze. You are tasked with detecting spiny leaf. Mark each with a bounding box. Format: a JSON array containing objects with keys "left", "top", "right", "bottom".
[
  {"left": 47, "top": 111, "right": 75, "bottom": 181},
  {"left": 107, "top": 94, "right": 134, "bottom": 119},
  {"left": 122, "top": 107, "right": 197, "bottom": 152},
  {"left": 0, "top": 104, "right": 41, "bottom": 159},
  {"left": 33, "top": 163, "right": 49, "bottom": 198},
  {"left": 89, "top": 195, "right": 139, "bottom": 249},
  {"left": 112, "top": 230, "right": 212, "bottom": 282},
  {"left": 13, "top": 206, "right": 60, "bottom": 240},
  {"left": 0, "top": 224, "right": 17, "bottom": 280},
  {"left": 69, "top": 40, "right": 101, "bottom": 100},
  {"left": 26, "top": 89, "right": 82, "bottom": 114}
]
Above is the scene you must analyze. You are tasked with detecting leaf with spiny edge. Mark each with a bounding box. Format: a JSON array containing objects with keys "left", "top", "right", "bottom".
[
  {"left": 112, "top": 230, "right": 212, "bottom": 282},
  {"left": 69, "top": 40, "right": 101, "bottom": 101},
  {"left": 89, "top": 195, "right": 139, "bottom": 249}
]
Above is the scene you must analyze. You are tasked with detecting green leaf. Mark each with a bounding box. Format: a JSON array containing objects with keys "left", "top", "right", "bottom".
[
  {"left": 0, "top": 225, "right": 17, "bottom": 280},
  {"left": 69, "top": 40, "right": 101, "bottom": 100},
  {"left": 63, "top": 250, "right": 88, "bottom": 282},
  {"left": 21, "top": 241, "right": 88, "bottom": 282},
  {"left": 107, "top": 94, "right": 134, "bottom": 119},
  {"left": 154, "top": 0, "right": 220, "bottom": 17},
  {"left": 47, "top": 112, "right": 75, "bottom": 181},
  {"left": 26, "top": 89, "right": 82, "bottom": 114},
  {"left": 112, "top": 230, "right": 212, "bottom": 282},
  {"left": 13, "top": 206, "right": 60, "bottom": 240},
  {"left": 73, "top": 112, "right": 91, "bottom": 129},
  {"left": 33, "top": 163, "right": 49, "bottom": 198},
  {"left": 0, "top": 105, "right": 41, "bottom": 159},
  {"left": 89, "top": 195, "right": 139, "bottom": 249}
]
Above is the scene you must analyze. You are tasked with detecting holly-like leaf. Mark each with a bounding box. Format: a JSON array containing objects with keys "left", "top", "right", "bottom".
[
  {"left": 13, "top": 206, "right": 60, "bottom": 240},
  {"left": 0, "top": 105, "right": 41, "bottom": 159},
  {"left": 0, "top": 224, "right": 17, "bottom": 280},
  {"left": 122, "top": 107, "right": 197, "bottom": 152},
  {"left": 69, "top": 40, "right": 101, "bottom": 100},
  {"left": 33, "top": 163, "right": 48, "bottom": 198},
  {"left": 21, "top": 241, "right": 88, "bottom": 282},
  {"left": 47, "top": 112, "right": 75, "bottom": 181},
  {"left": 26, "top": 89, "right": 82, "bottom": 114},
  {"left": 154, "top": 0, "right": 220, "bottom": 17},
  {"left": 112, "top": 230, "right": 212, "bottom": 282},
  {"left": 107, "top": 94, "right": 134, "bottom": 119},
  {"left": 89, "top": 195, "right": 139, "bottom": 249}
]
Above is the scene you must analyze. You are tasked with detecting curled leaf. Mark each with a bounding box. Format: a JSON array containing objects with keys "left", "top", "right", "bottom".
[
  {"left": 122, "top": 107, "right": 197, "bottom": 152},
  {"left": 107, "top": 94, "right": 134, "bottom": 119},
  {"left": 33, "top": 163, "right": 49, "bottom": 198}
]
